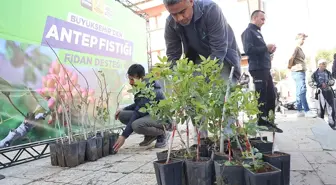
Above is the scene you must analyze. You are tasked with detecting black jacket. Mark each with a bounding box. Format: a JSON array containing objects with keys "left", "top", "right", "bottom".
[
  {"left": 121, "top": 80, "right": 165, "bottom": 138},
  {"left": 241, "top": 23, "right": 271, "bottom": 71},
  {"left": 332, "top": 59, "right": 336, "bottom": 78}
]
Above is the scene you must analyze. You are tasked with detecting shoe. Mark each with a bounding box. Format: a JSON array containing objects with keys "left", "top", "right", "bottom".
[
  {"left": 305, "top": 111, "right": 317, "bottom": 118},
  {"left": 258, "top": 122, "right": 283, "bottom": 133},
  {"left": 139, "top": 135, "right": 157, "bottom": 146},
  {"left": 155, "top": 132, "right": 171, "bottom": 148},
  {"left": 297, "top": 112, "right": 305, "bottom": 117}
]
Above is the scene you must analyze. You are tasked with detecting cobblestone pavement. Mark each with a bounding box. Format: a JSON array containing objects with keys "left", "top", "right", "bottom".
[{"left": 1, "top": 112, "right": 336, "bottom": 185}]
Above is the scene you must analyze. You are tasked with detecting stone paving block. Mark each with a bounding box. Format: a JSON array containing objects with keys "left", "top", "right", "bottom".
[
  {"left": 0, "top": 177, "right": 32, "bottom": 185},
  {"left": 290, "top": 171, "right": 324, "bottom": 185},
  {"left": 68, "top": 171, "right": 125, "bottom": 185},
  {"left": 302, "top": 151, "right": 336, "bottom": 164},
  {"left": 44, "top": 169, "right": 91, "bottom": 183},
  {"left": 101, "top": 161, "right": 146, "bottom": 173},
  {"left": 290, "top": 153, "right": 314, "bottom": 171},
  {"left": 122, "top": 154, "right": 156, "bottom": 162},
  {"left": 133, "top": 162, "right": 155, "bottom": 174},
  {"left": 72, "top": 161, "right": 107, "bottom": 171},
  {"left": 112, "top": 173, "right": 157, "bottom": 185},
  {"left": 312, "top": 163, "right": 336, "bottom": 185},
  {"left": 97, "top": 154, "right": 132, "bottom": 163},
  {"left": 327, "top": 151, "right": 336, "bottom": 159},
  {"left": 27, "top": 181, "right": 65, "bottom": 185},
  {"left": 0, "top": 164, "right": 63, "bottom": 180}
]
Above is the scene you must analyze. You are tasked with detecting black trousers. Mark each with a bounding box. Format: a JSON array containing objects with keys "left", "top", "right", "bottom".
[{"left": 250, "top": 69, "right": 275, "bottom": 124}]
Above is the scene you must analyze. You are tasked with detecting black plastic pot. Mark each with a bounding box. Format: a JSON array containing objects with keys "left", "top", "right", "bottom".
[
  {"left": 214, "top": 160, "right": 245, "bottom": 185},
  {"left": 154, "top": 159, "right": 185, "bottom": 185},
  {"left": 244, "top": 162, "right": 281, "bottom": 185},
  {"left": 63, "top": 142, "right": 79, "bottom": 167},
  {"left": 56, "top": 143, "right": 66, "bottom": 167},
  {"left": 109, "top": 133, "right": 119, "bottom": 155},
  {"left": 86, "top": 137, "right": 98, "bottom": 161},
  {"left": 263, "top": 152, "right": 291, "bottom": 185},
  {"left": 78, "top": 140, "right": 86, "bottom": 164},
  {"left": 185, "top": 157, "right": 214, "bottom": 185},
  {"left": 102, "top": 132, "right": 110, "bottom": 157},
  {"left": 96, "top": 133, "right": 103, "bottom": 159},
  {"left": 49, "top": 143, "right": 58, "bottom": 166},
  {"left": 190, "top": 144, "right": 211, "bottom": 157},
  {"left": 250, "top": 140, "right": 273, "bottom": 153}
]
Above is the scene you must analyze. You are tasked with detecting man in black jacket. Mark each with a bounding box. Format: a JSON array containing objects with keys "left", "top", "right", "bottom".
[
  {"left": 113, "top": 64, "right": 170, "bottom": 151},
  {"left": 242, "top": 10, "right": 282, "bottom": 133}
]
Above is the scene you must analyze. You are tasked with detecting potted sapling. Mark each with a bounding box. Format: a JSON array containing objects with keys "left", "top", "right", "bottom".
[
  {"left": 214, "top": 85, "right": 261, "bottom": 185},
  {"left": 242, "top": 114, "right": 281, "bottom": 185},
  {"left": 133, "top": 57, "right": 193, "bottom": 185},
  {"left": 262, "top": 110, "right": 291, "bottom": 185}
]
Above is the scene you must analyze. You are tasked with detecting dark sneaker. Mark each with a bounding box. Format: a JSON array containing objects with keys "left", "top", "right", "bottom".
[
  {"left": 155, "top": 132, "right": 171, "bottom": 148},
  {"left": 139, "top": 135, "right": 157, "bottom": 146},
  {"left": 258, "top": 122, "right": 283, "bottom": 133}
]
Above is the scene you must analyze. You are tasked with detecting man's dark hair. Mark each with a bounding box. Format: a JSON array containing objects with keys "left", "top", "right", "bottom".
[
  {"left": 163, "top": 0, "right": 182, "bottom": 6},
  {"left": 251, "top": 10, "right": 265, "bottom": 20},
  {"left": 127, "top": 64, "right": 145, "bottom": 78},
  {"left": 334, "top": 53, "right": 336, "bottom": 60}
]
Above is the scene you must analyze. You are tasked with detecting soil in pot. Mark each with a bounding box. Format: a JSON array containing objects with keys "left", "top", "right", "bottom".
[
  {"left": 185, "top": 157, "right": 214, "bottom": 185},
  {"left": 250, "top": 140, "right": 273, "bottom": 153},
  {"left": 109, "top": 133, "right": 119, "bottom": 155},
  {"left": 154, "top": 159, "right": 185, "bottom": 185},
  {"left": 56, "top": 142, "right": 66, "bottom": 167},
  {"left": 49, "top": 143, "right": 58, "bottom": 166},
  {"left": 63, "top": 142, "right": 80, "bottom": 167},
  {"left": 86, "top": 137, "right": 98, "bottom": 161},
  {"left": 156, "top": 150, "right": 179, "bottom": 161},
  {"left": 78, "top": 140, "right": 87, "bottom": 164},
  {"left": 102, "top": 132, "right": 110, "bottom": 157},
  {"left": 263, "top": 152, "right": 291, "bottom": 185},
  {"left": 214, "top": 160, "right": 245, "bottom": 185},
  {"left": 244, "top": 162, "right": 281, "bottom": 185}
]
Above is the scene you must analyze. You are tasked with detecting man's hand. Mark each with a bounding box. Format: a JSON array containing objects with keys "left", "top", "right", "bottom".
[
  {"left": 322, "top": 83, "right": 327, "bottom": 89},
  {"left": 113, "top": 136, "right": 126, "bottom": 151},
  {"left": 115, "top": 109, "right": 121, "bottom": 120},
  {"left": 267, "top": 44, "right": 276, "bottom": 53}
]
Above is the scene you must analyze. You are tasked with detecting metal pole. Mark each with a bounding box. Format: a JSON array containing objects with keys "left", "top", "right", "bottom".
[{"left": 220, "top": 66, "right": 235, "bottom": 153}]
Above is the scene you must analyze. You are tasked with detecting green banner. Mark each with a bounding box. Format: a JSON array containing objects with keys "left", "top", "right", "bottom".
[{"left": 0, "top": 0, "right": 147, "bottom": 147}]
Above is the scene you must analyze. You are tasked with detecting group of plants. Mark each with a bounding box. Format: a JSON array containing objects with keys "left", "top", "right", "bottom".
[
  {"left": 44, "top": 45, "right": 124, "bottom": 167},
  {"left": 132, "top": 56, "right": 291, "bottom": 185}
]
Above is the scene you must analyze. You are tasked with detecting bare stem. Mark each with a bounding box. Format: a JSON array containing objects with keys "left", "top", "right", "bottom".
[{"left": 166, "top": 123, "right": 176, "bottom": 164}]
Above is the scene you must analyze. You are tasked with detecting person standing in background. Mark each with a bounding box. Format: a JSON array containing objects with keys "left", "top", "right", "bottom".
[
  {"left": 241, "top": 10, "right": 282, "bottom": 133},
  {"left": 288, "top": 33, "right": 317, "bottom": 118}
]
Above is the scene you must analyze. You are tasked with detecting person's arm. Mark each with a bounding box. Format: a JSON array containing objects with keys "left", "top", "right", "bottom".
[
  {"left": 164, "top": 20, "right": 182, "bottom": 67},
  {"left": 204, "top": 3, "right": 230, "bottom": 65},
  {"left": 332, "top": 60, "right": 336, "bottom": 78},
  {"left": 288, "top": 47, "right": 299, "bottom": 69},
  {"left": 327, "top": 71, "right": 335, "bottom": 86},
  {"left": 241, "top": 30, "right": 268, "bottom": 55},
  {"left": 308, "top": 72, "right": 319, "bottom": 88},
  {"left": 121, "top": 97, "right": 150, "bottom": 138}
]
